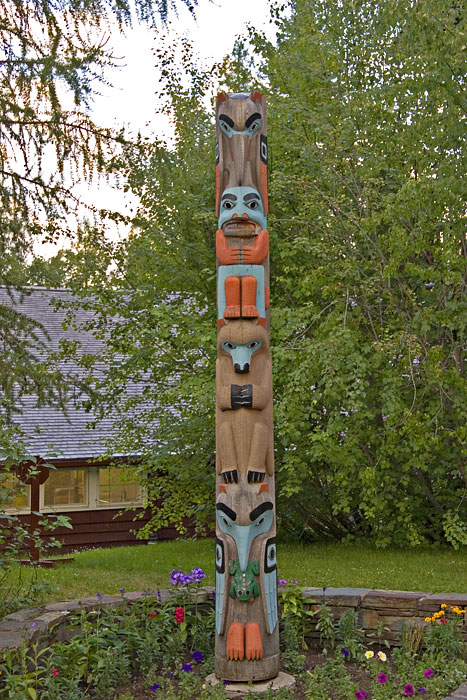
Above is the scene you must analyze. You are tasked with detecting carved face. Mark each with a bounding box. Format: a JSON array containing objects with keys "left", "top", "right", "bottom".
[
  {"left": 216, "top": 501, "right": 274, "bottom": 572},
  {"left": 218, "top": 319, "right": 269, "bottom": 368},
  {"left": 218, "top": 186, "right": 266, "bottom": 232},
  {"left": 221, "top": 339, "right": 262, "bottom": 373},
  {"left": 218, "top": 110, "right": 262, "bottom": 139}
]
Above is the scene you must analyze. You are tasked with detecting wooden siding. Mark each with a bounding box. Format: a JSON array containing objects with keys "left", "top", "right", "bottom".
[{"left": 15, "top": 508, "right": 194, "bottom": 554}]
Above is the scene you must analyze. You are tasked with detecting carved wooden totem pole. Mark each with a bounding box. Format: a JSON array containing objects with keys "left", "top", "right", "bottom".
[{"left": 215, "top": 91, "right": 280, "bottom": 682}]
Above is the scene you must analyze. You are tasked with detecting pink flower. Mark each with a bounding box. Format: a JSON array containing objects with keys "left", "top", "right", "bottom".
[
  {"left": 148, "top": 611, "right": 157, "bottom": 617},
  {"left": 52, "top": 669, "right": 58, "bottom": 677},
  {"left": 424, "top": 669, "right": 434, "bottom": 678},
  {"left": 278, "top": 579, "right": 287, "bottom": 586},
  {"left": 377, "top": 673, "right": 388, "bottom": 684},
  {"left": 403, "top": 684, "right": 414, "bottom": 695}
]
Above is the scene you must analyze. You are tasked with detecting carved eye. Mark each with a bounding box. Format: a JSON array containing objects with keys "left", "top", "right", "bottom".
[
  {"left": 247, "top": 341, "right": 260, "bottom": 349},
  {"left": 256, "top": 517, "right": 265, "bottom": 527},
  {"left": 222, "top": 518, "right": 232, "bottom": 528},
  {"left": 246, "top": 200, "right": 259, "bottom": 210},
  {"left": 222, "top": 341, "right": 236, "bottom": 350},
  {"left": 223, "top": 200, "right": 235, "bottom": 210},
  {"left": 245, "top": 113, "right": 261, "bottom": 134}
]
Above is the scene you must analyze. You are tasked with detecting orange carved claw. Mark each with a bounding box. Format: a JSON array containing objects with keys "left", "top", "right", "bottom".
[
  {"left": 216, "top": 229, "right": 239, "bottom": 265},
  {"left": 226, "top": 622, "right": 245, "bottom": 661},
  {"left": 242, "top": 229, "right": 269, "bottom": 264},
  {"left": 245, "top": 622, "right": 263, "bottom": 660}
]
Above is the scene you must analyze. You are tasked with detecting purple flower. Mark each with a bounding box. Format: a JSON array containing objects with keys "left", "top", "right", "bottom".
[
  {"left": 417, "top": 689, "right": 427, "bottom": 695},
  {"left": 192, "top": 651, "right": 203, "bottom": 663},
  {"left": 340, "top": 647, "right": 349, "bottom": 657},
  {"left": 181, "top": 664, "right": 192, "bottom": 672},
  {"left": 355, "top": 692, "right": 366, "bottom": 700},
  {"left": 404, "top": 684, "right": 414, "bottom": 696},
  {"left": 166, "top": 672, "right": 176, "bottom": 679},
  {"left": 150, "top": 683, "right": 160, "bottom": 691},
  {"left": 278, "top": 579, "right": 287, "bottom": 586},
  {"left": 223, "top": 681, "right": 230, "bottom": 685},
  {"left": 96, "top": 592, "right": 102, "bottom": 599},
  {"left": 190, "top": 567, "right": 206, "bottom": 582},
  {"left": 377, "top": 673, "right": 388, "bottom": 684},
  {"left": 119, "top": 587, "right": 124, "bottom": 592},
  {"left": 292, "top": 578, "right": 298, "bottom": 585},
  {"left": 423, "top": 669, "right": 434, "bottom": 678},
  {"left": 30, "top": 622, "right": 36, "bottom": 628}
]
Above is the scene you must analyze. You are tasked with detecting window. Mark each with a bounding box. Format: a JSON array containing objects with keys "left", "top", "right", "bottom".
[
  {"left": 98, "top": 467, "right": 141, "bottom": 506},
  {"left": 43, "top": 469, "right": 87, "bottom": 508},
  {"left": 1, "top": 475, "right": 30, "bottom": 511}
]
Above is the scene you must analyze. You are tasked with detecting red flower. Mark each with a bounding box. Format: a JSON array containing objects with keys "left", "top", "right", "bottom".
[
  {"left": 148, "top": 611, "right": 157, "bottom": 617},
  {"left": 175, "top": 607, "right": 185, "bottom": 624},
  {"left": 52, "top": 669, "right": 58, "bottom": 677},
  {"left": 439, "top": 618, "right": 448, "bottom": 624}
]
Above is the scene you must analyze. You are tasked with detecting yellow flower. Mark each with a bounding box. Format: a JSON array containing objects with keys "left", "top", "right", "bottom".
[
  {"left": 438, "top": 610, "right": 445, "bottom": 616},
  {"left": 365, "top": 651, "right": 374, "bottom": 659},
  {"left": 424, "top": 617, "right": 431, "bottom": 622},
  {"left": 441, "top": 603, "right": 447, "bottom": 609},
  {"left": 378, "top": 651, "right": 387, "bottom": 662}
]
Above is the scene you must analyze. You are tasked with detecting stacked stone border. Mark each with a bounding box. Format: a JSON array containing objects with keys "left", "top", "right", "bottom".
[{"left": 1, "top": 586, "right": 466, "bottom": 699}]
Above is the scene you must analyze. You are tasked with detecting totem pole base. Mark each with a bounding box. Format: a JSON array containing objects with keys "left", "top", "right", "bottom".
[
  {"left": 206, "top": 672, "right": 296, "bottom": 698},
  {"left": 215, "top": 654, "right": 280, "bottom": 683}
]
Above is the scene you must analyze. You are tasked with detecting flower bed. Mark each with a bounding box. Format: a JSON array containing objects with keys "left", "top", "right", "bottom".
[{"left": 0, "top": 572, "right": 466, "bottom": 699}]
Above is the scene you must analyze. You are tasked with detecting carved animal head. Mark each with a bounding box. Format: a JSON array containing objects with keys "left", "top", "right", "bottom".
[
  {"left": 218, "top": 320, "right": 269, "bottom": 373},
  {"left": 215, "top": 91, "right": 268, "bottom": 214},
  {"left": 216, "top": 484, "right": 274, "bottom": 572}
]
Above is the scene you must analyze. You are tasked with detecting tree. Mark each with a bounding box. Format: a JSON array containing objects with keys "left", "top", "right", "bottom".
[
  {"left": 64, "top": 0, "right": 466, "bottom": 547},
  {"left": 0, "top": 0, "right": 199, "bottom": 413}
]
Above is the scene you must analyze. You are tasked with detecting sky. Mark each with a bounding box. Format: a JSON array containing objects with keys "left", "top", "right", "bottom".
[
  {"left": 92, "top": 0, "right": 274, "bottom": 138},
  {"left": 45, "top": 0, "right": 275, "bottom": 257}
]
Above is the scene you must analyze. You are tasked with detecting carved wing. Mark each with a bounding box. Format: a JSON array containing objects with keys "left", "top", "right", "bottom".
[
  {"left": 260, "top": 537, "right": 278, "bottom": 634},
  {"left": 215, "top": 536, "right": 229, "bottom": 635}
]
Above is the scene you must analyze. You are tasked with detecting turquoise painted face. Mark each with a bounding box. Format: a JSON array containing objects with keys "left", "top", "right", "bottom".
[
  {"left": 216, "top": 502, "right": 274, "bottom": 572},
  {"left": 221, "top": 339, "right": 262, "bottom": 373},
  {"left": 218, "top": 187, "right": 267, "bottom": 230},
  {"left": 218, "top": 111, "right": 261, "bottom": 139}
]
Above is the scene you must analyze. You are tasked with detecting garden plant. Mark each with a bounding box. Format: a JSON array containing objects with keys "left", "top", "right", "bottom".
[{"left": 0, "top": 571, "right": 466, "bottom": 700}]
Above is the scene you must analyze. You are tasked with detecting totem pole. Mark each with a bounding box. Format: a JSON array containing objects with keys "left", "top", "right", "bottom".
[{"left": 215, "top": 91, "right": 280, "bottom": 682}]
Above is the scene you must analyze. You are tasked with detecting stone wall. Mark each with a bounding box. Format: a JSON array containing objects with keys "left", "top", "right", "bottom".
[
  {"left": 301, "top": 587, "right": 467, "bottom": 646},
  {"left": 1, "top": 586, "right": 466, "bottom": 656}
]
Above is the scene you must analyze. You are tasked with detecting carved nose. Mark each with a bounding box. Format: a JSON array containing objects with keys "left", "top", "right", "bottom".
[
  {"left": 232, "top": 213, "right": 239, "bottom": 219},
  {"left": 241, "top": 213, "right": 249, "bottom": 219},
  {"left": 234, "top": 363, "right": 249, "bottom": 374}
]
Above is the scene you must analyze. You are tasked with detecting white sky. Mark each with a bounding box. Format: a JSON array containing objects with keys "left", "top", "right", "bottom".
[
  {"left": 92, "top": 0, "right": 274, "bottom": 138},
  {"left": 78, "top": 0, "right": 273, "bottom": 232},
  {"left": 39, "top": 0, "right": 275, "bottom": 258}
]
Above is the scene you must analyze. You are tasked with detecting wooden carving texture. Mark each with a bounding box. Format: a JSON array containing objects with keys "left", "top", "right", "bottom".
[{"left": 215, "top": 91, "right": 279, "bottom": 682}]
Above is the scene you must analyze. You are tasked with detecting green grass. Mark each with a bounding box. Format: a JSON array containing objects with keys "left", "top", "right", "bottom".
[{"left": 8, "top": 539, "right": 467, "bottom": 605}]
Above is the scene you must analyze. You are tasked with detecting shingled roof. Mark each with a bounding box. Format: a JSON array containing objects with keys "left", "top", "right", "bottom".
[{"left": 0, "top": 287, "right": 136, "bottom": 461}]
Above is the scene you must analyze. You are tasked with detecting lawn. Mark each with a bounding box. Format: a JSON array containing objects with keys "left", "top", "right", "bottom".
[{"left": 11, "top": 539, "right": 467, "bottom": 604}]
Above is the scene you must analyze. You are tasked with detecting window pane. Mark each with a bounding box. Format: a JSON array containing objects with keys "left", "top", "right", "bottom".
[
  {"left": 1, "top": 476, "right": 29, "bottom": 510},
  {"left": 98, "top": 467, "right": 141, "bottom": 505},
  {"left": 43, "top": 469, "right": 86, "bottom": 507}
]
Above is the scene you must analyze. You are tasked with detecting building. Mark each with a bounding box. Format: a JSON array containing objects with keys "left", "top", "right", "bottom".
[{"left": 0, "top": 287, "right": 182, "bottom": 552}]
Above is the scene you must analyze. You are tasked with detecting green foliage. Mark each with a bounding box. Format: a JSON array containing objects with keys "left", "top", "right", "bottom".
[
  {"left": 423, "top": 617, "right": 465, "bottom": 658},
  {"left": 336, "top": 610, "right": 364, "bottom": 660},
  {"left": 315, "top": 603, "right": 335, "bottom": 655},
  {"left": 57, "top": 0, "right": 467, "bottom": 546}
]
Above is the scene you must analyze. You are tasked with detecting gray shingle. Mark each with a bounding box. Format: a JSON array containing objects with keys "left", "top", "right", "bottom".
[{"left": 0, "top": 287, "right": 140, "bottom": 460}]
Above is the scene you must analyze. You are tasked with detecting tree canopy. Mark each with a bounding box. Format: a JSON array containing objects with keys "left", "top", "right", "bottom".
[{"left": 17, "top": 0, "right": 467, "bottom": 547}]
